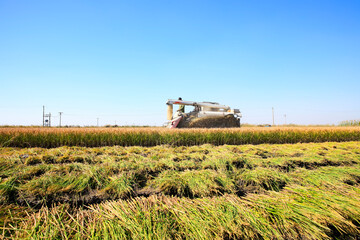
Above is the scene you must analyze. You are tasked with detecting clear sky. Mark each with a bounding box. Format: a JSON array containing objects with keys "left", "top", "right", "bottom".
[{"left": 1, "top": 0, "right": 359, "bottom": 126}]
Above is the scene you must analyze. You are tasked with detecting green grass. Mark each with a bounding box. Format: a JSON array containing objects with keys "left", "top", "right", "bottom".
[{"left": 0, "top": 141, "right": 360, "bottom": 239}]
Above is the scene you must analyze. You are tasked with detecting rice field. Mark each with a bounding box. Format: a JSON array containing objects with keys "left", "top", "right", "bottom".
[
  {"left": 0, "top": 127, "right": 360, "bottom": 147},
  {"left": 1, "top": 136, "right": 360, "bottom": 239}
]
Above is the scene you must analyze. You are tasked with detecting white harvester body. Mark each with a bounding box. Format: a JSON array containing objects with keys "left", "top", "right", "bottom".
[{"left": 166, "top": 99, "right": 242, "bottom": 128}]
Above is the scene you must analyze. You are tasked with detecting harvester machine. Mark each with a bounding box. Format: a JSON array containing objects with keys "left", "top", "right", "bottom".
[{"left": 166, "top": 99, "right": 242, "bottom": 128}]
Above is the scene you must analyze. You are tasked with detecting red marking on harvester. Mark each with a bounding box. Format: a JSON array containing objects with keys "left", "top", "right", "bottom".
[{"left": 170, "top": 116, "right": 182, "bottom": 128}]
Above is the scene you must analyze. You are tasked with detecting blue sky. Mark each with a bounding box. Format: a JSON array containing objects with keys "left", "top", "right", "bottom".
[{"left": 1, "top": 0, "right": 359, "bottom": 126}]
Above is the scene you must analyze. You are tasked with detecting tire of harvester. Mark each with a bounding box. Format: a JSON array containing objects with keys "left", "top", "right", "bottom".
[{"left": 177, "top": 115, "right": 240, "bottom": 128}]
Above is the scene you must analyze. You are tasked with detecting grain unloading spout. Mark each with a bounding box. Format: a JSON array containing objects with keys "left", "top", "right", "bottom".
[
  {"left": 167, "top": 104, "right": 173, "bottom": 120},
  {"left": 166, "top": 99, "right": 196, "bottom": 121}
]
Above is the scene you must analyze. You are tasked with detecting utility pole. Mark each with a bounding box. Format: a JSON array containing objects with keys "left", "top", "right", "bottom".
[
  {"left": 59, "top": 112, "right": 63, "bottom": 127},
  {"left": 43, "top": 106, "right": 45, "bottom": 127},
  {"left": 49, "top": 113, "right": 51, "bottom": 127},
  {"left": 284, "top": 114, "right": 287, "bottom": 125},
  {"left": 272, "top": 107, "right": 275, "bottom": 126},
  {"left": 97, "top": 118, "right": 99, "bottom": 127}
]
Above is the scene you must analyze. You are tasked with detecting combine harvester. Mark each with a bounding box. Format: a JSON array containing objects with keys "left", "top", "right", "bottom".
[{"left": 166, "top": 99, "right": 242, "bottom": 128}]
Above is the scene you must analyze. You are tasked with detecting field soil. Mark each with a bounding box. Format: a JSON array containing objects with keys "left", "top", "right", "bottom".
[{"left": 1, "top": 141, "right": 360, "bottom": 239}]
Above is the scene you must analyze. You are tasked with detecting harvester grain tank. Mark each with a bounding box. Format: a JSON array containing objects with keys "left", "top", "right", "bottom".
[{"left": 166, "top": 99, "right": 242, "bottom": 128}]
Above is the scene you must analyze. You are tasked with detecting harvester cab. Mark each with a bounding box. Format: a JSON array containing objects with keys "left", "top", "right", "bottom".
[{"left": 166, "top": 99, "right": 242, "bottom": 128}]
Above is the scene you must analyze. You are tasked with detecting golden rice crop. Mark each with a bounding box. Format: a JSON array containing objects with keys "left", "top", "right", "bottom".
[{"left": 0, "top": 127, "right": 360, "bottom": 147}]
